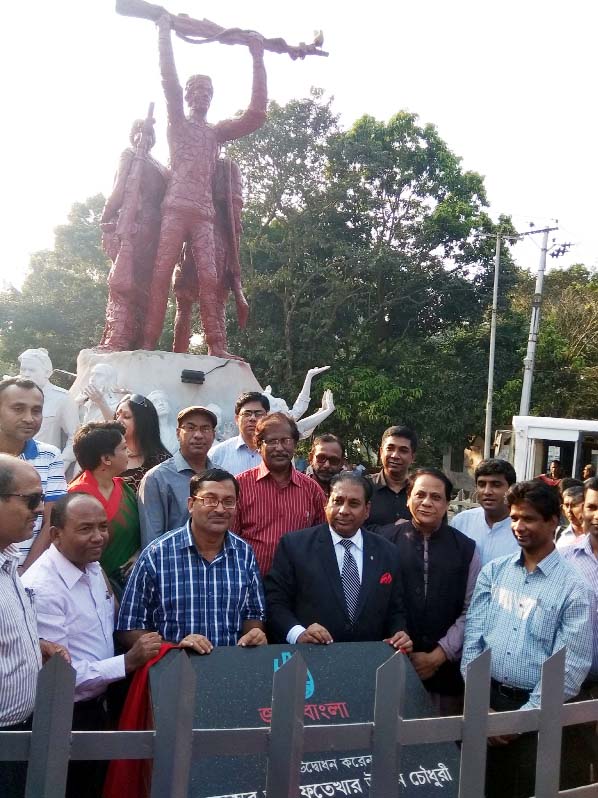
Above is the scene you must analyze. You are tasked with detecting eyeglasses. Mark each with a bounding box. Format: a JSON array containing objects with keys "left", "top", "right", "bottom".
[
  {"left": 179, "top": 423, "right": 214, "bottom": 434},
  {"left": 0, "top": 492, "right": 45, "bottom": 511},
  {"left": 313, "top": 453, "right": 342, "bottom": 467},
  {"left": 261, "top": 437, "right": 295, "bottom": 448},
  {"left": 128, "top": 394, "right": 149, "bottom": 407},
  {"left": 192, "top": 495, "right": 237, "bottom": 509},
  {"left": 238, "top": 409, "right": 267, "bottom": 419}
]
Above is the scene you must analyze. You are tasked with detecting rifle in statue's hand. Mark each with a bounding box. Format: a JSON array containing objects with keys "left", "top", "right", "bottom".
[{"left": 116, "top": 0, "right": 328, "bottom": 59}]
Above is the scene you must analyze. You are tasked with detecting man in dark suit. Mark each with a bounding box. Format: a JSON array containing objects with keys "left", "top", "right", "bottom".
[{"left": 264, "top": 472, "right": 412, "bottom": 650}]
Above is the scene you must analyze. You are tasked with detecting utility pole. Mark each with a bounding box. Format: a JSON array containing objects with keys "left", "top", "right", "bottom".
[
  {"left": 519, "top": 226, "right": 558, "bottom": 416},
  {"left": 483, "top": 232, "right": 501, "bottom": 459}
]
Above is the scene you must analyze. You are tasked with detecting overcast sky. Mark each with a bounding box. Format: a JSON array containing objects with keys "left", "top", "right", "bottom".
[{"left": 2, "top": 0, "right": 596, "bottom": 289}]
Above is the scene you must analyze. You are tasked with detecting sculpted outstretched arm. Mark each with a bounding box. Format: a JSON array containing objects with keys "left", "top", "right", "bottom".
[
  {"left": 217, "top": 35, "right": 267, "bottom": 142},
  {"left": 157, "top": 13, "right": 184, "bottom": 122}
]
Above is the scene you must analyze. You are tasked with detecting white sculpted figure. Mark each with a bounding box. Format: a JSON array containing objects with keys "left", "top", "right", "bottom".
[
  {"left": 264, "top": 366, "right": 335, "bottom": 440},
  {"left": 147, "top": 390, "right": 179, "bottom": 454},
  {"left": 18, "top": 348, "right": 80, "bottom": 471},
  {"left": 75, "top": 363, "right": 124, "bottom": 424}
]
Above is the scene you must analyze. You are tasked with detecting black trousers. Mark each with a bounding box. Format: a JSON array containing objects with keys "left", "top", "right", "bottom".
[
  {"left": 0, "top": 716, "right": 32, "bottom": 798},
  {"left": 487, "top": 683, "right": 597, "bottom": 798},
  {"left": 66, "top": 696, "right": 109, "bottom": 798}
]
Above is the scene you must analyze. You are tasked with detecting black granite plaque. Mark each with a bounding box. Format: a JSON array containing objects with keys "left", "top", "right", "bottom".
[{"left": 150, "top": 642, "right": 459, "bottom": 797}]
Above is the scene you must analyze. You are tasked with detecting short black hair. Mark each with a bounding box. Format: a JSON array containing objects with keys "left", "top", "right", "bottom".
[
  {"left": 73, "top": 422, "right": 126, "bottom": 471},
  {"left": 234, "top": 392, "right": 270, "bottom": 416},
  {"left": 506, "top": 480, "right": 560, "bottom": 520},
  {"left": 407, "top": 467, "right": 453, "bottom": 501},
  {"left": 255, "top": 412, "right": 300, "bottom": 446},
  {"left": 0, "top": 376, "right": 44, "bottom": 402},
  {"left": 560, "top": 477, "right": 583, "bottom": 496},
  {"left": 584, "top": 477, "right": 598, "bottom": 498},
  {"left": 50, "top": 492, "right": 103, "bottom": 528},
  {"left": 380, "top": 425, "right": 418, "bottom": 453},
  {"left": 329, "top": 471, "right": 372, "bottom": 502},
  {"left": 190, "top": 468, "right": 240, "bottom": 497},
  {"left": 309, "top": 433, "right": 344, "bottom": 458},
  {"left": 562, "top": 485, "right": 584, "bottom": 503},
  {"left": 474, "top": 458, "right": 517, "bottom": 486}
]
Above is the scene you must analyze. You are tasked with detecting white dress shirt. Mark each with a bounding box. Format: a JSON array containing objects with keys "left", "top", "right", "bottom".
[
  {"left": 209, "top": 434, "right": 263, "bottom": 476},
  {"left": 286, "top": 528, "right": 364, "bottom": 644},
  {"left": 22, "top": 544, "right": 125, "bottom": 701},
  {"left": 451, "top": 506, "right": 518, "bottom": 565}
]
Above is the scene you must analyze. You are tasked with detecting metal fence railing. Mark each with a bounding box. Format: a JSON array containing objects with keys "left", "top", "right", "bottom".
[{"left": 1, "top": 647, "right": 597, "bottom": 798}]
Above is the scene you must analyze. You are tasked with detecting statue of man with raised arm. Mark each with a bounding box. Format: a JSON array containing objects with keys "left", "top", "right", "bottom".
[{"left": 140, "top": 14, "right": 267, "bottom": 358}]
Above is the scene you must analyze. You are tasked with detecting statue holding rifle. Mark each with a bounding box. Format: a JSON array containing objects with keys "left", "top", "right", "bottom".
[{"left": 109, "top": 0, "right": 327, "bottom": 357}]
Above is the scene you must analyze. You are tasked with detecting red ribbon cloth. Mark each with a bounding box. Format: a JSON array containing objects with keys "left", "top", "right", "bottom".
[{"left": 103, "top": 643, "right": 178, "bottom": 798}]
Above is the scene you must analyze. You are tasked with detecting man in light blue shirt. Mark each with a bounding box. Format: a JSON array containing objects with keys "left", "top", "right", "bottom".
[
  {"left": 452, "top": 458, "right": 519, "bottom": 565},
  {"left": 462, "top": 479, "right": 593, "bottom": 798},
  {"left": 209, "top": 392, "right": 269, "bottom": 476}
]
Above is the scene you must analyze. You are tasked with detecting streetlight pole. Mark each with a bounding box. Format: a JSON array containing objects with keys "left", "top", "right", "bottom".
[
  {"left": 519, "top": 227, "right": 554, "bottom": 416},
  {"left": 483, "top": 231, "right": 501, "bottom": 459}
]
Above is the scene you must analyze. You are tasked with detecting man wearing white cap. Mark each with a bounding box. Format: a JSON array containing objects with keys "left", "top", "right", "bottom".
[{"left": 137, "top": 406, "right": 215, "bottom": 546}]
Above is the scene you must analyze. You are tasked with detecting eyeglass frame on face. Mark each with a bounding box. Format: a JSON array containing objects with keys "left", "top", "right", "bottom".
[
  {"left": 192, "top": 495, "right": 237, "bottom": 509},
  {"left": 313, "top": 453, "right": 342, "bottom": 467},
  {"left": 238, "top": 409, "right": 267, "bottom": 419},
  {"left": 260, "top": 436, "right": 295, "bottom": 449},
  {"left": 0, "top": 492, "right": 45, "bottom": 511},
  {"left": 179, "top": 421, "right": 214, "bottom": 434}
]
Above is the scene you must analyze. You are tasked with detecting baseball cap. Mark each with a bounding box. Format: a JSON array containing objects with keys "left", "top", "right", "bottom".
[{"left": 177, "top": 406, "right": 218, "bottom": 428}]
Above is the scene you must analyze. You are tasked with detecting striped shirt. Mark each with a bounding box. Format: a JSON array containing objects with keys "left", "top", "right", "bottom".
[
  {"left": 461, "top": 548, "right": 593, "bottom": 708},
  {"left": 0, "top": 544, "right": 42, "bottom": 726},
  {"left": 117, "top": 523, "right": 265, "bottom": 646},
  {"left": 562, "top": 535, "right": 598, "bottom": 677},
  {"left": 209, "top": 435, "right": 263, "bottom": 476},
  {"left": 231, "top": 462, "right": 327, "bottom": 576},
  {"left": 18, "top": 437, "right": 67, "bottom": 564}
]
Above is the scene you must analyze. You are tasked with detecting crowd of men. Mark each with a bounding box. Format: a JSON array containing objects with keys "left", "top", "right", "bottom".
[{"left": 1, "top": 376, "right": 598, "bottom": 798}]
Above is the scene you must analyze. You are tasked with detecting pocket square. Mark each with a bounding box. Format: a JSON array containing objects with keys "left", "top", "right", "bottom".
[{"left": 379, "top": 572, "right": 392, "bottom": 585}]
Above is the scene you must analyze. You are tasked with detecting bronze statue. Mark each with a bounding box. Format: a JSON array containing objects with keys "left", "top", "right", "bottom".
[{"left": 99, "top": 110, "right": 169, "bottom": 350}]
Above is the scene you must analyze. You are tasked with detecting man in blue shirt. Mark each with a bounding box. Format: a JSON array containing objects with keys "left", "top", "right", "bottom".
[
  {"left": 118, "top": 468, "right": 266, "bottom": 654},
  {"left": 462, "top": 479, "right": 593, "bottom": 798},
  {"left": 209, "top": 391, "right": 269, "bottom": 476},
  {"left": 451, "top": 458, "right": 518, "bottom": 565}
]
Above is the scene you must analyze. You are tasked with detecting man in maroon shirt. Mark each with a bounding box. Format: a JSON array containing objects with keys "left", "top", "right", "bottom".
[{"left": 232, "top": 412, "right": 326, "bottom": 575}]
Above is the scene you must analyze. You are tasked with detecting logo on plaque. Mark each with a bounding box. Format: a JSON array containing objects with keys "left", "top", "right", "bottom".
[{"left": 273, "top": 651, "right": 315, "bottom": 699}]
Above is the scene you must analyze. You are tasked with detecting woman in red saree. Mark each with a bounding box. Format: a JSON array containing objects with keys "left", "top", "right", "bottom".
[{"left": 69, "top": 421, "right": 140, "bottom": 596}]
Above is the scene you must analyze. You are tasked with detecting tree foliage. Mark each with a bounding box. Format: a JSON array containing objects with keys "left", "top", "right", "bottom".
[{"left": 1, "top": 93, "right": 595, "bottom": 461}]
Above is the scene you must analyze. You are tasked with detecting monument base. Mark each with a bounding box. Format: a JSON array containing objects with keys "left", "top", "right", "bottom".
[{"left": 70, "top": 348, "right": 263, "bottom": 439}]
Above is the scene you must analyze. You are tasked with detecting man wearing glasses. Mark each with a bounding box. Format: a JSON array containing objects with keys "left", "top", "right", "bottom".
[
  {"left": 0, "top": 377, "right": 67, "bottom": 569},
  {"left": 209, "top": 391, "right": 270, "bottom": 476},
  {"left": 118, "top": 468, "right": 266, "bottom": 653},
  {"left": 307, "top": 434, "right": 345, "bottom": 497},
  {"left": 138, "top": 405, "right": 215, "bottom": 546},
  {"left": 0, "top": 454, "right": 69, "bottom": 798},
  {"left": 232, "top": 412, "right": 326, "bottom": 576}
]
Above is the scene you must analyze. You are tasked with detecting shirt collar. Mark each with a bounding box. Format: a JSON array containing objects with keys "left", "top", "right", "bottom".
[
  {"left": 234, "top": 436, "right": 252, "bottom": 452},
  {"left": 21, "top": 438, "right": 39, "bottom": 460},
  {"left": 47, "top": 543, "right": 101, "bottom": 589},
  {"left": 573, "top": 533, "right": 593, "bottom": 555},
  {"left": 0, "top": 543, "right": 21, "bottom": 572},
  {"left": 173, "top": 450, "right": 212, "bottom": 474},
  {"left": 370, "top": 469, "right": 407, "bottom": 493},
  {"left": 330, "top": 526, "right": 364, "bottom": 550},
  {"left": 178, "top": 521, "right": 236, "bottom": 554},
  {"left": 509, "top": 546, "right": 561, "bottom": 575},
  {"left": 256, "top": 460, "right": 300, "bottom": 485}
]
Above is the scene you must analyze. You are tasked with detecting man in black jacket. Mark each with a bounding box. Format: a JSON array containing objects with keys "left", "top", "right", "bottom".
[
  {"left": 379, "top": 467, "right": 481, "bottom": 715},
  {"left": 264, "top": 472, "right": 412, "bottom": 651}
]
